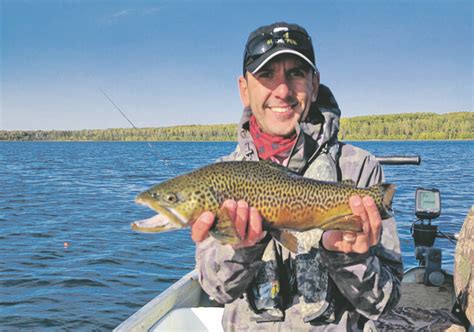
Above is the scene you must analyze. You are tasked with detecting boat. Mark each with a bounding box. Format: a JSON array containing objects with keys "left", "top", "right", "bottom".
[
  {"left": 113, "top": 259, "right": 468, "bottom": 331},
  {"left": 115, "top": 157, "right": 473, "bottom": 331},
  {"left": 114, "top": 257, "right": 470, "bottom": 331}
]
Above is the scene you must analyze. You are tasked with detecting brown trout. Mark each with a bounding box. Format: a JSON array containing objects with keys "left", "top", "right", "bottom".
[{"left": 133, "top": 161, "right": 395, "bottom": 252}]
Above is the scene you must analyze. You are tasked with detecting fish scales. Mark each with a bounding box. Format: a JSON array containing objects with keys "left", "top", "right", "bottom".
[{"left": 133, "top": 161, "right": 396, "bottom": 249}]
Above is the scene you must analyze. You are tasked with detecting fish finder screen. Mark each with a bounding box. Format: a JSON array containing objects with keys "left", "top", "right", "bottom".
[
  {"left": 419, "top": 191, "right": 437, "bottom": 210},
  {"left": 415, "top": 188, "right": 441, "bottom": 219}
]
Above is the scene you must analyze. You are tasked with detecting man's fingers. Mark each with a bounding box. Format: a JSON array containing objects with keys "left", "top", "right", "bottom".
[
  {"left": 246, "top": 207, "right": 263, "bottom": 245},
  {"left": 341, "top": 240, "right": 352, "bottom": 254},
  {"left": 222, "top": 200, "right": 237, "bottom": 220},
  {"left": 321, "top": 230, "right": 343, "bottom": 251},
  {"left": 235, "top": 200, "right": 249, "bottom": 239},
  {"left": 348, "top": 195, "right": 371, "bottom": 253},
  {"left": 231, "top": 207, "right": 263, "bottom": 249},
  {"left": 349, "top": 195, "right": 370, "bottom": 234},
  {"left": 349, "top": 196, "right": 366, "bottom": 219},
  {"left": 322, "top": 196, "right": 381, "bottom": 254},
  {"left": 342, "top": 231, "right": 357, "bottom": 244},
  {"left": 191, "top": 211, "right": 215, "bottom": 243},
  {"left": 363, "top": 196, "right": 382, "bottom": 245}
]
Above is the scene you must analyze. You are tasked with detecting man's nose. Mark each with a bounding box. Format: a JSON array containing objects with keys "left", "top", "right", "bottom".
[{"left": 273, "top": 77, "right": 292, "bottom": 99}]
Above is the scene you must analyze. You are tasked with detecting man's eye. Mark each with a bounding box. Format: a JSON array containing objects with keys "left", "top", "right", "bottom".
[
  {"left": 288, "top": 69, "right": 306, "bottom": 79},
  {"left": 257, "top": 71, "right": 273, "bottom": 79}
]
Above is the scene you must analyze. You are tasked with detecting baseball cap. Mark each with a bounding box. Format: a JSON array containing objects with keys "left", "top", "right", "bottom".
[{"left": 243, "top": 22, "right": 316, "bottom": 75}]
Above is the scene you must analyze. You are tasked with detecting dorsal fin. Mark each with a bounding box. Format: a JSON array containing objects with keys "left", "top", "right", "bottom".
[
  {"left": 341, "top": 179, "right": 357, "bottom": 187},
  {"left": 259, "top": 160, "right": 299, "bottom": 175}
]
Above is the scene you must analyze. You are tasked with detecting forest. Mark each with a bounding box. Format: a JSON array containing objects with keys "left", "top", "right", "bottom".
[
  {"left": 338, "top": 112, "right": 473, "bottom": 140},
  {"left": 1, "top": 112, "right": 472, "bottom": 141}
]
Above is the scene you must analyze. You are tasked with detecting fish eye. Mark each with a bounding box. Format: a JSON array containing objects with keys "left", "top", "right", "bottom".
[{"left": 165, "top": 194, "right": 178, "bottom": 203}]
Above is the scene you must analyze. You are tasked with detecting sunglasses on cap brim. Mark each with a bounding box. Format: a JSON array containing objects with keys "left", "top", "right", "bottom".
[{"left": 245, "top": 29, "right": 313, "bottom": 59}]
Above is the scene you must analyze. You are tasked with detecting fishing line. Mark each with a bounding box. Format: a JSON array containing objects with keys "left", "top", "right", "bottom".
[{"left": 99, "top": 88, "right": 178, "bottom": 176}]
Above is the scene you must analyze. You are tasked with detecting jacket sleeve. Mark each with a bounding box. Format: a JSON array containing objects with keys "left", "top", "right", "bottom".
[
  {"left": 320, "top": 151, "right": 403, "bottom": 319},
  {"left": 195, "top": 236, "right": 268, "bottom": 304},
  {"left": 319, "top": 218, "right": 403, "bottom": 319}
]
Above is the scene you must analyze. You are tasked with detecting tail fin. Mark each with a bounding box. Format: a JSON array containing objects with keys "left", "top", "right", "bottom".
[{"left": 378, "top": 183, "right": 396, "bottom": 219}]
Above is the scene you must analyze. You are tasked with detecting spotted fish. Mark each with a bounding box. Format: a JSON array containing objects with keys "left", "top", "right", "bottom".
[{"left": 133, "top": 161, "right": 395, "bottom": 252}]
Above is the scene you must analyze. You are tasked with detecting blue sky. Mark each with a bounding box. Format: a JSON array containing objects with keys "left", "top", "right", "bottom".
[{"left": 1, "top": 0, "right": 472, "bottom": 130}]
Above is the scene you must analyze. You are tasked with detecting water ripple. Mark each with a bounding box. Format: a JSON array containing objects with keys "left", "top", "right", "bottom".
[{"left": 55, "top": 278, "right": 108, "bottom": 288}]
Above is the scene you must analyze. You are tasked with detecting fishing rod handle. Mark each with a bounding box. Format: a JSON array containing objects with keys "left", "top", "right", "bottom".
[{"left": 376, "top": 155, "right": 421, "bottom": 165}]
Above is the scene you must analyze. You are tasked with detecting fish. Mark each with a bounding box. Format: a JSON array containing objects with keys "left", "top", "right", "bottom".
[{"left": 132, "top": 160, "right": 395, "bottom": 252}]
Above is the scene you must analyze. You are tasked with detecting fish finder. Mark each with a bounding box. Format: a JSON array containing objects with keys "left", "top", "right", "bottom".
[
  {"left": 412, "top": 187, "right": 445, "bottom": 286},
  {"left": 415, "top": 187, "right": 441, "bottom": 220}
]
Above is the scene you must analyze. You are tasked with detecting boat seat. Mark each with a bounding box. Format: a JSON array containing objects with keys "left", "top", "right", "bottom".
[{"left": 151, "top": 307, "right": 224, "bottom": 332}]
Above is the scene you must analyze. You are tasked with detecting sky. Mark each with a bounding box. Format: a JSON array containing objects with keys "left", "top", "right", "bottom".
[{"left": 1, "top": 0, "right": 472, "bottom": 131}]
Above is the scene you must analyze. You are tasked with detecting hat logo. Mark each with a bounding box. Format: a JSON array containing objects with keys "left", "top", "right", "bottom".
[
  {"left": 273, "top": 31, "right": 298, "bottom": 46},
  {"left": 282, "top": 32, "right": 297, "bottom": 46}
]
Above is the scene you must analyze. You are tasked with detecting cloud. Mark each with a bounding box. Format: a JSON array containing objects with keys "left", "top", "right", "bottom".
[
  {"left": 100, "top": 7, "right": 161, "bottom": 25},
  {"left": 101, "top": 9, "right": 134, "bottom": 25},
  {"left": 143, "top": 7, "right": 161, "bottom": 16}
]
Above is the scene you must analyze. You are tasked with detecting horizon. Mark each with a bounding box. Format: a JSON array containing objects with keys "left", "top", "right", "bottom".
[
  {"left": 1, "top": 1, "right": 472, "bottom": 131},
  {"left": 1, "top": 110, "right": 470, "bottom": 132}
]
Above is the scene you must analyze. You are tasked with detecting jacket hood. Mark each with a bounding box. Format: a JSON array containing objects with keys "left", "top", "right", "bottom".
[{"left": 304, "top": 84, "right": 341, "bottom": 148}]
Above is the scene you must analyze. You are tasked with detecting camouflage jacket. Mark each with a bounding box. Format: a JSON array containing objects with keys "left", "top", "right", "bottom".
[{"left": 195, "top": 85, "right": 403, "bottom": 331}]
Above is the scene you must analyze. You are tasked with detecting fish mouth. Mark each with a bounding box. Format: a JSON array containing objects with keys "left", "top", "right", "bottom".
[
  {"left": 133, "top": 195, "right": 188, "bottom": 233},
  {"left": 131, "top": 214, "right": 179, "bottom": 233}
]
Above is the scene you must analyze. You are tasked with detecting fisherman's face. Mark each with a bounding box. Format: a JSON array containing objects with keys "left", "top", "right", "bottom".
[{"left": 239, "top": 55, "right": 319, "bottom": 137}]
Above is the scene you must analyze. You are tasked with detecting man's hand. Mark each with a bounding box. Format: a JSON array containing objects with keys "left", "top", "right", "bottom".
[
  {"left": 322, "top": 195, "right": 382, "bottom": 254},
  {"left": 191, "top": 199, "right": 265, "bottom": 249}
]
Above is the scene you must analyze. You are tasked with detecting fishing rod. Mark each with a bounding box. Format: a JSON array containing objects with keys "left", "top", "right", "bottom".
[{"left": 99, "top": 88, "right": 178, "bottom": 176}]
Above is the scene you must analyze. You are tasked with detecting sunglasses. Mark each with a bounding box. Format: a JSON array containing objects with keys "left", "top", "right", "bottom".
[{"left": 245, "top": 29, "right": 313, "bottom": 60}]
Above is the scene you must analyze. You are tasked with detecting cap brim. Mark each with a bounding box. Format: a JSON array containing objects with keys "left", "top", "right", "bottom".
[{"left": 249, "top": 48, "right": 316, "bottom": 74}]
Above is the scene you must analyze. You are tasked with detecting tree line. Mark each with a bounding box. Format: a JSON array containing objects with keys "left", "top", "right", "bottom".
[
  {"left": 339, "top": 112, "right": 473, "bottom": 140},
  {"left": 1, "top": 112, "right": 472, "bottom": 141}
]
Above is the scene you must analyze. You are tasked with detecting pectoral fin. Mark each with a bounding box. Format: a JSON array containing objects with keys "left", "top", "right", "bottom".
[
  {"left": 319, "top": 214, "right": 363, "bottom": 232},
  {"left": 209, "top": 208, "right": 242, "bottom": 245},
  {"left": 266, "top": 226, "right": 298, "bottom": 253}
]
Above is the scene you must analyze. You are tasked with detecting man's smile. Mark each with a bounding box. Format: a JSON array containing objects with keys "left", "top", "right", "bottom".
[
  {"left": 269, "top": 106, "right": 292, "bottom": 113},
  {"left": 266, "top": 102, "right": 299, "bottom": 116}
]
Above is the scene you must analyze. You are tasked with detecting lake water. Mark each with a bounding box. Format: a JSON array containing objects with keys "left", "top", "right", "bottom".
[{"left": 0, "top": 141, "right": 472, "bottom": 330}]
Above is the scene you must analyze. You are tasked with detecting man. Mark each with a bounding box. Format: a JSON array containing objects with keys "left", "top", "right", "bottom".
[{"left": 191, "top": 22, "right": 403, "bottom": 330}]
